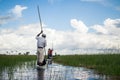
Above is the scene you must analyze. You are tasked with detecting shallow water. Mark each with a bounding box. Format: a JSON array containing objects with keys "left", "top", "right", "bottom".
[{"left": 0, "top": 61, "right": 118, "bottom": 80}]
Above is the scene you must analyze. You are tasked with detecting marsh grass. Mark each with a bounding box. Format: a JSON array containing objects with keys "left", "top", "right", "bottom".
[
  {"left": 54, "top": 54, "right": 120, "bottom": 76},
  {"left": 0, "top": 55, "right": 36, "bottom": 80},
  {"left": 0, "top": 55, "right": 36, "bottom": 68}
]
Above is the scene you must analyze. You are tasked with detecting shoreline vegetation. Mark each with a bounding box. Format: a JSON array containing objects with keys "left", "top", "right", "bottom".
[
  {"left": 53, "top": 54, "right": 120, "bottom": 76},
  {"left": 0, "top": 55, "right": 36, "bottom": 68},
  {"left": 0, "top": 54, "right": 120, "bottom": 77}
]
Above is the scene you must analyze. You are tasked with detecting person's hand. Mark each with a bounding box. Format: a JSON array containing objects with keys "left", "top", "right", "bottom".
[
  {"left": 37, "top": 30, "right": 43, "bottom": 36},
  {"left": 40, "top": 30, "right": 43, "bottom": 33}
]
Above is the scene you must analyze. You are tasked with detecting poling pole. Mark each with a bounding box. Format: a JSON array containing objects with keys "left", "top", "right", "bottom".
[{"left": 37, "top": 5, "right": 43, "bottom": 31}]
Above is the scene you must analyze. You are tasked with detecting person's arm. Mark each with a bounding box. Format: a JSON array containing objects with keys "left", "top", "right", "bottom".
[{"left": 37, "top": 30, "right": 43, "bottom": 36}]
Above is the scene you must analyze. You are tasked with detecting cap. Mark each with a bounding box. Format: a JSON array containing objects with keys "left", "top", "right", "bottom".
[{"left": 42, "top": 33, "right": 46, "bottom": 38}]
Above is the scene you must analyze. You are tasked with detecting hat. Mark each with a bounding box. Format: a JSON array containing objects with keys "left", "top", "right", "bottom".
[{"left": 42, "top": 33, "right": 46, "bottom": 38}]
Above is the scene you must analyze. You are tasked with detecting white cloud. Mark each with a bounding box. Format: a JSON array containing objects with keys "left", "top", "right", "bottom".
[
  {"left": 0, "top": 5, "right": 27, "bottom": 25},
  {"left": 11, "top": 5, "right": 27, "bottom": 18},
  {"left": 0, "top": 15, "right": 12, "bottom": 25},
  {"left": 104, "top": 18, "right": 120, "bottom": 36},
  {"left": 0, "top": 18, "right": 120, "bottom": 55},
  {"left": 104, "top": 18, "right": 120, "bottom": 27},
  {"left": 71, "top": 19, "right": 88, "bottom": 33},
  {"left": 92, "top": 25, "right": 108, "bottom": 34}
]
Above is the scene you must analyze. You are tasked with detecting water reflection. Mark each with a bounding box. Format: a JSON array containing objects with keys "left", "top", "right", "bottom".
[
  {"left": 37, "top": 69, "right": 45, "bottom": 80},
  {"left": 0, "top": 61, "right": 119, "bottom": 80},
  {"left": 45, "top": 64, "right": 101, "bottom": 80}
]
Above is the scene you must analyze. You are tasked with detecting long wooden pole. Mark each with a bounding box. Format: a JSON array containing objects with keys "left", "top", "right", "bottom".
[
  {"left": 37, "top": 5, "right": 47, "bottom": 59},
  {"left": 37, "top": 5, "right": 43, "bottom": 31}
]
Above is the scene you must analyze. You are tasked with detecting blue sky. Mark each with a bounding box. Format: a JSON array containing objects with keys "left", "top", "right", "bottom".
[
  {"left": 0, "top": 0, "right": 120, "bottom": 54},
  {"left": 0, "top": 0, "right": 120, "bottom": 30}
]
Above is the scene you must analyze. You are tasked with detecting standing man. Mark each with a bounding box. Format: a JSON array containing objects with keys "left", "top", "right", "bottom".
[
  {"left": 48, "top": 48, "right": 53, "bottom": 59},
  {"left": 36, "top": 30, "right": 47, "bottom": 66}
]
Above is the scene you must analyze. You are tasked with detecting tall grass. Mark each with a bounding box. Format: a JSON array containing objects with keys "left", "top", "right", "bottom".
[
  {"left": 0, "top": 55, "right": 36, "bottom": 68},
  {"left": 54, "top": 54, "right": 120, "bottom": 76}
]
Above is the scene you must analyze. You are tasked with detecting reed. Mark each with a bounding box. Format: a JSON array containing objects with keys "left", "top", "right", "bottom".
[
  {"left": 0, "top": 55, "right": 36, "bottom": 68},
  {"left": 54, "top": 54, "right": 120, "bottom": 76}
]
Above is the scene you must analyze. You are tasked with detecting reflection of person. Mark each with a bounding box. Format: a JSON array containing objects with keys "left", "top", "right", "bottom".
[
  {"left": 48, "top": 48, "right": 53, "bottom": 59},
  {"left": 37, "top": 69, "right": 44, "bottom": 80},
  {"left": 36, "top": 30, "right": 47, "bottom": 66}
]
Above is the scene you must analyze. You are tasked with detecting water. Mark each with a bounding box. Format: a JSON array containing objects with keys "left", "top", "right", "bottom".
[{"left": 0, "top": 61, "right": 118, "bottom": 80}]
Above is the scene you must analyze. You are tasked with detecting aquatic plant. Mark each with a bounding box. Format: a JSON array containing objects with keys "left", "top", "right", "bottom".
[
  {"left": 0, "top": 55, "right": 36, "bottom": 68},
  {"left": 54, "top": 54, "right": 120, "bottom": 76}
]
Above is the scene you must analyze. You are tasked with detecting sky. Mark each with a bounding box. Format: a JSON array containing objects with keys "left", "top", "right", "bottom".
[{"left": 0, "top": 0, "right": 120, "bottom": 55}]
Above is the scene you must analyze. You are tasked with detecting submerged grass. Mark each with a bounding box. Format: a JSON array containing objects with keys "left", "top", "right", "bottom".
[
  {"left": 0, "top": 55, "right": 36, "bottom": 68},
  {"left": 54, "top": 54, "right": 120, "bottom": 76},
  {"left": 0, "top": 55, "right": 37, "bottom": 79}
]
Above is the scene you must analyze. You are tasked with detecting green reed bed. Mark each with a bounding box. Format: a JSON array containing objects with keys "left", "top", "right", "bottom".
[
  {"left": 0, "top": 55, "right": 36, "bottom": 68},
  {"left": 54, "top": 54, "right": 120, "bottom": 76}
]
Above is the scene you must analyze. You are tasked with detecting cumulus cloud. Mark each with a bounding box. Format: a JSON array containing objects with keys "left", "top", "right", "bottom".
[
  {"left": 0, "top": 15, "right": 12, "bottom": 25},
  {"left": 0, "top": 18, "right": 120, "bottom": 54},
  {"left": 0, "top": 5, "right": 27, "bottom": 25},
  {"left": 92, "top": 25, "right": 108, "bottom": 34},
  {"left": 104, "top": 18, "right": 120, "bottom": 28},
  {"left": 71, "top": 19, "right": 88, "bottom": 33},
  {"left": 11, "top": 5, "right": 27, "bottom": 18},
  {"left": 104, "top": 18, "right": 120, "bottom": 36}
]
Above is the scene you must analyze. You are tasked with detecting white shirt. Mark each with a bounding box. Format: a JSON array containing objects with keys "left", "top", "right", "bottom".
[{"left": 36, "top": 36, "right": 46, "bottom": 48}]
